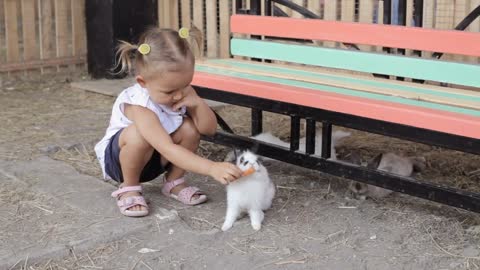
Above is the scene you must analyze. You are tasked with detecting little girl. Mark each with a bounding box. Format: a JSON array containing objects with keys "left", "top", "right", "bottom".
[{"left": 95, "top": 27, "right": 242, "bottom": 217}]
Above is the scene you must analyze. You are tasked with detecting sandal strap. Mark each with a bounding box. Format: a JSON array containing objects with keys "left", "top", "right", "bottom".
[
  {"left": 162, "top": 177, "right": 185, "bottom": 195},
  {"left": 111, "top": 185, "right": 143, "bottom": 198},
  {"left": 177, "top": 186, "right": 203, "bottom": 203},
  {"left": 117, "top": 196, "right": 148, "bottom": 210}
]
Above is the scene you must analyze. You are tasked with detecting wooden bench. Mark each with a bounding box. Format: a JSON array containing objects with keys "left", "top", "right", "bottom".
[{"left": 191, "top": 14, "right": 480, "bottom": 212}]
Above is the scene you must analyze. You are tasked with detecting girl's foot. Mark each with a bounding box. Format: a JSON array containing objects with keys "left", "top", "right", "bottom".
[
  {"left": 111, "top": 185, "right": 149, "bottom": 217},
  {"left": 162, "top": 177, "right": 207, "bottom": 205}
]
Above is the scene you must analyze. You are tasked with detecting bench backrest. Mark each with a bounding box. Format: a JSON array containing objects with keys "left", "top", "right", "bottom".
[{"left": 230, "top": 15, "right": 480, "bottom": 88}]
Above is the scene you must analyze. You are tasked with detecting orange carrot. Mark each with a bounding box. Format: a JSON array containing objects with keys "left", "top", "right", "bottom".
[{"left": 242, "top": 166, "right": 256, "bottom": 177}]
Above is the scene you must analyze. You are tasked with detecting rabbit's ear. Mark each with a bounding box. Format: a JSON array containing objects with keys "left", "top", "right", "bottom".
[{"left": 367, "top": 153, "right": 383, "bottom": 169}]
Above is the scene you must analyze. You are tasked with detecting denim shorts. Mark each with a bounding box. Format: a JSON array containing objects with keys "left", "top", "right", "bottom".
[{"left": 104, "top": 128, "right": 165, "bottom": 183}]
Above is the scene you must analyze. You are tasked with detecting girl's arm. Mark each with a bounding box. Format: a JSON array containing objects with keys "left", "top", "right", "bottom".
[
  {"left": 128, "top": 105, "right": 239, "bottom": 182},
  {"left": 173, "top": 86, "right": 217, "bottom": 136}
]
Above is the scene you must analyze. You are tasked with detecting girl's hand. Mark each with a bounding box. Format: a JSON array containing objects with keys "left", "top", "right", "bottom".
[
  {"left": 208, "top": 162, "right": 243, "bottom": 185},
  {"left": 172, "top": 85, "right": 201, "bottom": 111}
]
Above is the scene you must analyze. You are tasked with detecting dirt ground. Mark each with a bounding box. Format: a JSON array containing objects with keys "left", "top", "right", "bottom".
[{"left": 2, "top": 72, "right": 480, "bottom": 270}]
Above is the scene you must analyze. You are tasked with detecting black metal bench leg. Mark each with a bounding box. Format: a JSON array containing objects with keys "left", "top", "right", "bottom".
[
  {"left": 213, "top": 110, "right": 234, "bottom": 134},
  {"left": 305, "top": 118, "right": 316, "bottom": 155},
  {"left": 321, "top": 121, "right": 332, "bottom": 159},
  {"left": 251, "top": 109, "right": 263, "bottom": 136},
  {"left": 290, "top": 115, "right": 300, "bottom": 151}
]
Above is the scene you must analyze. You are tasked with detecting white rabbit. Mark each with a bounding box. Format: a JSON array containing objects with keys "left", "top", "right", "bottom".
[
  {"left": 222, "top": 150, "right": 275, "bottom": 231},
  {"left": 349, "top": 153, "right": 426, "bottom": 199}
]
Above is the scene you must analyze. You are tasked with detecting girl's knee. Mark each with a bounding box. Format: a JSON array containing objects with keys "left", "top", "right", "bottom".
[
  {"left": 175, "top": 118, "right": 200, "bottom": 143},
  {"left": 120, "top": 124, "right": 153, "bottom": 151}
]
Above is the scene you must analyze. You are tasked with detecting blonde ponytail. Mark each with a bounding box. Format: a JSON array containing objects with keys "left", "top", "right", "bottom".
[
  {"left": 112, "top": 40, "right": 138, "bottom": 75},
  {"left": 186, "top": 26, "right": 204, "bottom": 58}
]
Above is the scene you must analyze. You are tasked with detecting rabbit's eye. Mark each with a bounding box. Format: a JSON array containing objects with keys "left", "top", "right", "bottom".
[{"left": 239, "top": 157, "right": 244, "bottom": 163}]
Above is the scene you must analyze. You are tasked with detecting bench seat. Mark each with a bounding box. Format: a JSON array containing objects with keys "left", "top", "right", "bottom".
[{"left": 194, "top": 58, "right": 480, "bottom": 139}]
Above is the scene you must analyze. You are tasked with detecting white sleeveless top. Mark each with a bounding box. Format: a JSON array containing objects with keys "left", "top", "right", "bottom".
[{"left": 94, "top": 83, "right": 186, "bottom": 179}]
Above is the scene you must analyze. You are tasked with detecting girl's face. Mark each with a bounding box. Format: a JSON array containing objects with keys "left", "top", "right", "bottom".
[{"left": 137, "top": 63, "right": 194, "bottom": 106}]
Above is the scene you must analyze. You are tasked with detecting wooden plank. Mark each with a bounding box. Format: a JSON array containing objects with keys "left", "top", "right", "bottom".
[
  {"left": 358, "top": 0, "right": 374, "bottom": 51},
  {"left": 469, "top": 0, "right": 480, "bottom": 63},
  {"left": 230, "top": 38, "right": 480, "bottom": 88},
  {"left": 341, "top": 0, "right": 355, "bottom": 22},
  {"left": 180, "top": 0, "right": 190, "bottom": 28},
  {"left": 38, "top": 0, "right": 54, "bottom": 61},
  {"left": 171, "top": 0, "right": 179, "bottom": 29},
  {"left": 192, "top": 71, "right": 480, "bottom": 139},
  {"left": 192, "top": 0, "right": 204, "bottom": 56},
  {"left": 211, "top": 58, "right": 480, "bottom": 99},
  {"left": 307, "top": 0, "right": 321, "bottom": 16},
  {"left": 206, "top": 0, "right": 217, "bottom": 57},
  {"left": 21, "top": 0, "right": 37, "bottom": 61},
  {"left": 323, "top": 0, "right": 337, "bottom": 48},
  {"left": 4, "top": 0, "right": 19, "bottom": 62},
  {"left": 453, "top": 0, "right": 468, "bottom": 61},
  {"left": 197, "top": 60, "right": 480, "bottom": 110},
  {"left": 158, "top": 0, "right": 170, "bottom": 28},
  {"left": 0, "top": 56, "right": 85, "bottom": 72},
  {"left": 292, "top": 0, "right": 304, "bottom": 18},
  {"left": 405, "top": 0, "right": 414, "bottom": 56},
  {"left": 376, "top": 0, "right": 384, "bottom": 53},
  {"left": 219, "top": 0, "right": 230, "bottom": 58},
  {"left": 72, "top": 0, "right": 86, "bottom": 57},
  {"left": 54, "top": 0, "right": 68, "bottom": 60},
  {"left": 230, "top": 15, "right": 480, "bottom": 57},
  {"left": 0, "top": 1, "right": 4, "bottom": 63}
]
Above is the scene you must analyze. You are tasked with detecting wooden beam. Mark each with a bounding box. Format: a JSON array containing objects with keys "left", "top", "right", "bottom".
[
  {"left": 22, "top": 0, "right": 37, "bottom": 61},
  {"left": 5, "top": 0, "right": 19, "bottom": 62},
  {"left": 0, "top": 56, "right": 86, "bottom": 72}
]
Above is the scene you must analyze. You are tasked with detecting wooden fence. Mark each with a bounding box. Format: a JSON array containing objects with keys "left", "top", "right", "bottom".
[
  {"left": 1, "top": 0, "right": 478, "bottom": 74},
  {"left": 158, "top": 0, "right": 480, "bottom": 62},
  {"left": 0, "top": 0, "right": 87, "bottom": 74}
]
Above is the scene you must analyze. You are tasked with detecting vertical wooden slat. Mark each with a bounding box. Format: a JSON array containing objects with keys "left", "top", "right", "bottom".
[
  {"left": 468, "top": 0, "right": 480, "bottom": 63},
  {"left": 323, "top": 0, "right": 337, "bottom": 47},
  {"left": 219, "top": 0, "right": 230, "bottom": 58},
  {"left": 435, "top": 0, "right": 455, "bottom": 61},
  {"left": 341, "top": 0, "right": 355, "bottom": 22},
  {"left": 192, "top": 0, "right": 204, "bottom": 56},
  {"left": 453, "top": 0, "right": 468, "bottom": 61},
  {"left": 38, "top": 0, "right": 54, "bottom": 62},
  {"left": 358, "top": 0, "right": 374, "bottom": 51},
  {"left": 180, "top": 0, "right": 190, "bottom": 28},
  {"left": 422, "top": 0, "right": 434, "bottom": 58},
  {"left": 72, "top": 0, "right": 86, "bottom": 58},
  {"left": 5, "top": 0, "right": 19, "bottom": 62},
  {"left": 170, "top": 0, "right": 179, "bottom": 29},
  {"left": 0, "top": 1, "right": 4, "bottom": 64},
  {"left": 405, "top": 0, "right": 414, "bottom": 56},
  {"left": 54, "top": 0, "right": 68, "bottom": 61},
  {"left": 308, "top": 0, "right": 321, "bottom": 17},
  {"left": 292, "top": 0, "right": 303, "bottom": 18},
  {"left": 206, "top": 0, "right": 217, "bottom": 57},
  {"left": 376, "top": 0, "right": 384, "bottom": 52},
  {"left": 158, "top": 0, "right": 170, "bottom": 28},
  {"left": 22, "top": 0, "right": 37, "bottom": 61}
]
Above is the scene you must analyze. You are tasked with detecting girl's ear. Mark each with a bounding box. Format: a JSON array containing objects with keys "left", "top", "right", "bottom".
[{"left": 136, "top": 75, "right": 147, "bottom": 88}]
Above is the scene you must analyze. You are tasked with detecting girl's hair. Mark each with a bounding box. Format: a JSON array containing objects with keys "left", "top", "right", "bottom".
[{"left": 113, "top": 26, "right": 203, "bottom": 78}]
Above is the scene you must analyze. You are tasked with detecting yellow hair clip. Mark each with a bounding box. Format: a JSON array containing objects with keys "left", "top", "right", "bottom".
[
  {"left": 138, "top": 43, "right": 151, "bottom": 55},
  {"left": 178, "top": 27, "right": 189, "bottom": 39}
]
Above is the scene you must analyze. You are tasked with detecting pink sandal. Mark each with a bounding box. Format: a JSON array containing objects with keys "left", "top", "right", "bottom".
[
  {"left": 161, "top": 177, "right": 207, "bottom": 205},
  {"left": 111, "top": 185, "right": 149, "bottom": 217}
]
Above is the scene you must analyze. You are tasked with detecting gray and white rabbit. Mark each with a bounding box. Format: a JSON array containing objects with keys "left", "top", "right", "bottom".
[
  {"left": 349, "top": 153, "right": 426, "bottom": 199},
  {"left": 222, "top": 150, "right": 275, "bottom": 231}
]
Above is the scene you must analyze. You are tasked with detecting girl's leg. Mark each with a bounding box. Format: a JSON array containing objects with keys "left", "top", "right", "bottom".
[
  {"left": 117, "top": 123, "right": 154, "bottom": 212},
  {"left": 163, "top": 117, "right": 201, "bottom": 196}
]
